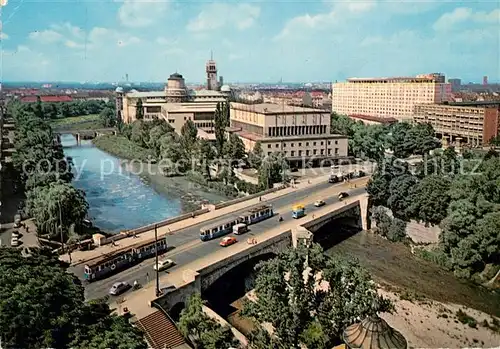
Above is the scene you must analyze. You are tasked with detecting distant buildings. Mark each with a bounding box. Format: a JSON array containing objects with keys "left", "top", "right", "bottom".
[
  {"left": 263, "top": 90, "right": 331, "bottom": 111},
  {"left": 228, "top": 102, "right": 348, "bottom": 165},
  {"left": 448, "top": 78, "right": 461, "bottom": 92},
  {"left": 332, "top": 73, "right": 451, "bottom": 122},
  {"left": 413, "top": 101, "right": 500, "bottom": 146},
  {"left": 117, "top": 57, "right": 232, "bottom": 136}
]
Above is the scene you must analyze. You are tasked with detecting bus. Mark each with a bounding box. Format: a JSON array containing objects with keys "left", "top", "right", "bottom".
[
  {"left": 83, "top": 236, "right": 169, "bottom": 282},
  {"left": 199, "top": 205, "right": 273, "bottom": 241},
  {"left": 292, "top": 204, "right": 306, "bottom": 219}
]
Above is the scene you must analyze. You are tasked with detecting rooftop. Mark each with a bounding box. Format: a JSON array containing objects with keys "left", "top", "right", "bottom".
[
  {"left": 234, "top": 130, "right": 346, "bottom": 142},
  {"left": 231, "top": 102, "right": 328, "bottom": 114},
  {"left": 20, "top": 95, "right": 73, "bottom": 103},
  {"left": 349, "top": 114, "right": 398, "bottom": 124},
  {"left": 127, "top": 91, "right": 166, "bottom": 98},
  {"left": 135, "top": 310, "right": 190, "bottom": 349},
  {"left": 162, "top": 102, "right": 218, "bottom": 113}
]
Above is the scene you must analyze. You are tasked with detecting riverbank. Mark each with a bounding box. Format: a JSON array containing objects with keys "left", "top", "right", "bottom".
[
  {"left": 326, "top": 230, "right": 500, "bottom": 316},
  {"left": 50, "top": 114, "right": 103, "bottom": 131},
  {"left": 128, "top": 162, "right": 230, "bottom": 211},
  {"left": 93, "top": 135, "right": 154, "bottom": 161}
]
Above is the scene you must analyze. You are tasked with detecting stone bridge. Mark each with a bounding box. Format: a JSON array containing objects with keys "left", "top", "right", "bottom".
[
  {"left": 149, "top": 194, "right": 370, "bottom": 315},
  {"left": 55, "top": 128, "right": 117, "bottom": 145},
  {"left": 151, "top": 231, "right": 293, "bottom": 313}
]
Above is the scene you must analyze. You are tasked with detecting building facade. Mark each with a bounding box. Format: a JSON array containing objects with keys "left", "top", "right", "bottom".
[
  {"left": 332, "top": 73, "right": 451, "bottom": 122},
  {"left": 118, "top": 67, "right": 232, "bottom": 136},
  {"left": 229, "top": 102, "right": 348, "bottom": 165},
  {"left": 413, "top": 101, "right": 500, "bottom": 146}
]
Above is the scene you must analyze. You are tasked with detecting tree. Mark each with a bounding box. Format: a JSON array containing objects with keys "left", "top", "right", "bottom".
[
  {"left": 197, "top": 139, "right": 216, "bottom": 179},
  {"left": 243, "top": 243, "right": 392, "bottom": 348},
  {"left": 387, "top": 173, "right": 418, "bottom": 221},
  {"left": 409, "top": 175, "right": 451, "bottom": 225},
  {"left": 178, "top": 293, "right": 238, "bottom": 349},
  {"left": 214, "top": 102, "right": 228, "bottom": 156},
  {"left": 0, "top": 248, "right": 148, "bottom": 349},
  {"left": 135, "top": 98, "right": 144, "bottom": 120},
  {"left": 350, "top": 124, "right": 386, "bottom": 162},
  {"left": 249, "top": 141, "right": 264, "bottom": 169},
  {"left": 488, "top": 135, "right": 500, "bottom": 146},
  {"left": 223, "top": 133, "right": 245, "bottom": 161},
  {"left": 147, "top": 122, "right": 174, "bottom": 157},
  {"left": 181, "top": 119, "right": 198, "bottom": 156},
  {"left": 367, "top": 156, "right": 410, "bottom": 206},
  {"left": 34, "top": 96, "right": 44, "bottom": 119},
  {"left": 387, "top": 122, "right": 414, "bottom": 158},
  {"left": 258, "top": 152, "right": 289, "bottom": 189},
  {"left": 25, "top": 181, "right": 89, "bottom": 239},
  {"left": 99, "top": 107, "right": 116, "bottom": 127},
  {"left": 330, "top": 113, "right": 356, "bottom": 137},
  {"left": 131, "top": 120, "right": 149, "bottom": 147},
  {"left": 371, "top": 206, "right": 407, "bottom": 242}
]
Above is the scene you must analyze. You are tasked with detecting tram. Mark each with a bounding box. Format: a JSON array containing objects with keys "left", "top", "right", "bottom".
[
  {"left": 83, "top": 236, "right": 169, "bottom": 282},
  {"left": 199, "top": 205, "right": 273, "bottom": 241}
]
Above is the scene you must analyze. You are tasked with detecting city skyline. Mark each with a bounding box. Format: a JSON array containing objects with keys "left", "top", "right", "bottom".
[{"left": 0, "top": 0, "right": 499, "bottom": 83}]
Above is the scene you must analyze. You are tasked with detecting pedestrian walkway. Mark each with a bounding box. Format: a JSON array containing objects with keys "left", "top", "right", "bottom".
[
  {"left": 63, "top": 174, "right": 336, "bottom": 265},
  {"left": 110, "top": 185, "right": 368, "bottom": 317}
]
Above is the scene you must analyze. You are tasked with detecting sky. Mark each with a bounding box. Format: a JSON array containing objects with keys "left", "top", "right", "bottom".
[{"left": 0, "top": 0, "right": 498, "bottom": 83}]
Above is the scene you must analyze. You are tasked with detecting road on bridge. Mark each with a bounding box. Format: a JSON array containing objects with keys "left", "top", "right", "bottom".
[{"left": 81, "top": 180, "right": 367, "bottom": 301}]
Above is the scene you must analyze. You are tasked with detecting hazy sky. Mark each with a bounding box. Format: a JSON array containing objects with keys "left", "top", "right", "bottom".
[{"left": 0, "top": 0, "right": 498, "bottom": 83}]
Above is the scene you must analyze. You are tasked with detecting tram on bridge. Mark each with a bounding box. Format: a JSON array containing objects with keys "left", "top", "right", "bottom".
[
  {"left": 199, "top": 205, "right": 273, "bottom": 241},
  {"left": 83, "top": 236, "right": 169, "bottom": 282}
]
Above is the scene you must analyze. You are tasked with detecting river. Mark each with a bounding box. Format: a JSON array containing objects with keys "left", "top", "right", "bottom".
[{"left": 61, "top": 134, "right": 184, "bottom": 232}]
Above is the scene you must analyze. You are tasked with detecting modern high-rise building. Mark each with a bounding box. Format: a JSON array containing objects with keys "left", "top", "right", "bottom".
[
  {"left": 332, "top": 73, "right": 451, "bottom": 122},
  {"left": 483, "top": 76, "right": 488, "bottom": 85},
  {"left": 414, "top": 101, "right": 500, "bottom": 147},
  {"left": 206, "top": 54, "right": 218, "bottom": 91}
]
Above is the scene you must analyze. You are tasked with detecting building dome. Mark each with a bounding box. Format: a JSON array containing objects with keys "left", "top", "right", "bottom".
[
  {"left": 129, "top": 89, "right": 138, "bottom": 93},
  {"left": 165, "top": 72, "right": 187, "bottom": 102},
  {"left": 115, "top": 87, "right": 124, "bottom": 93},
  {"left": 343, "top": 315, "right": 407, "bottom": 349},
  {"left": 220, "top": 85, "right": 231, "bottom": 92},
  {"left": 169, "top": 72, "right": 184, "bottom": 80}
]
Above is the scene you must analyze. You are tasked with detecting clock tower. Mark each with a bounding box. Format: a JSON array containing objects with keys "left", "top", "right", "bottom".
[{"left": 206, "top": 51, "right": 218, "bottom": 91}]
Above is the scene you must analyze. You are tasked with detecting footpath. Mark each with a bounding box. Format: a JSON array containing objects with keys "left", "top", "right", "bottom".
[
  {"left": 110, "top": 179, "right": 369, "bottom": 319},
  {"left": 63, "top": 174, "right": 334, "bottom": 265}
]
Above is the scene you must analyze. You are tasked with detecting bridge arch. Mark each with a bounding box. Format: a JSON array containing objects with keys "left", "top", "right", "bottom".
[{"left": 169, "top": 301, "right": 186, "bottom": 322}]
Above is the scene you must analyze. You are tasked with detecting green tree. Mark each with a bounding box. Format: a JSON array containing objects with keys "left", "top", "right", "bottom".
[
  {"left": 181, "top": 119, "right": 198, "bottom": 156},
  {"left": 330, "top": 113, "right": 356, "bottom": 137},
  {"left": 99, "top": 107, "right": 116, "bottom": 127},
  {"left": 258, "top": 152, "right": 289, "bottom": 189},
  {"left": 131, "top": 120, "right": 149, "bottom": 147},
  {"left": 147, "top": 122, "right": 174, "bottom": 157},
  {"left": 489, "top": 135, "right": 500, "bottom": 146},
  {"left": 197, "top": 139, "right": 216, "bottom": 179},
  {"left": 367, "top": 156, "right": 409, "bottom": 206},
  {"left": 409, "top": 175, "right": 451, "bottom": 225},
  {"left": 223, "top": 133, "right": 245, "bottom": 160},
  {"left": 249, "top": 141, "right": 264, "bottom": 169},
  {"left": 387, "top": 174, "right": 418, "bottom": 221},
  {"left": 214, "top": 102, "right": 228, "bottom": 156},
  {"left": 387, "top": 122, "right": 414, "bottom": 158},
  {"left": 371, "top": 206, "right": 407, "bottom": 242},
  {"left": 25, "top": 181, "right": 89, "bottom": 239},
  {"left": 0, "top": 248, "right": 147, "bottom": 349},
  {"left": 135, "top": 98, "right": 144, "bottom": 120},
  {"left": 243, "top": 243, "right": 392, "bottom": 348},
  {"left": 350, "top": 124, "right": 386, "bottom": 161},
  {"left": 178, "top": 293, "right": 238, "bottom": 349},
  {"left": 34, "top": 96, "right": 44, "bottom": 119}
]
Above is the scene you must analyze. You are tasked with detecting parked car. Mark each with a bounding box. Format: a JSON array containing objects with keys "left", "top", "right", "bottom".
[
  {"left": 108, "top": 281, "right": 131, "bottom": 296},
  {"left": 220, "top": 236, "right": 237, "bottom": 247},
  {"left": 338, "top": 192, "right": 349, "bottom": 200},
  {"left": 153, "top": 258, "right": 175, "bottom": 271},
  {"left": 314, "top": 200, "right": 325, "bottom": 207}
]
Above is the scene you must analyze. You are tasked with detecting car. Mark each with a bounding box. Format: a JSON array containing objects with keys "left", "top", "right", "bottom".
[
  {"left": 314, "top": 200, "right": 325, "bottom": 207},
  {"left": 220, "top": 236, "right": 237, "bottom": 247},
  {"left": 338, "top": 192, "right": 349, "bottom": 200},
  {"left": 108, "top": 281, "right": 131, "bottom": 296},
  {"left": 153, "top": 258, "right": 175, "bottom": 271}
]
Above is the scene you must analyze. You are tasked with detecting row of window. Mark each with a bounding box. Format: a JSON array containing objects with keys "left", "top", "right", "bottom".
[
  {"left": 267, "top": 140, "right": 338, "bottom": 148},
  {"left": 267, "top": 148, "right": 339, "bottom": 157},
  {"left": 267, "top": 125, "right": 327, "bottom": 137}
]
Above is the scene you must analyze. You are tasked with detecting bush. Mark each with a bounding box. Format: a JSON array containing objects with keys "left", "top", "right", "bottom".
[
  {"left": 415, "top": 247, "right": 452, "bottom": 270},
  {"left": 456, "top": 309, "right": 477, "bottom": 328},
  {"left": 93, "top": 135, "right": 154, "bottom": 161},
  {"left": 186, "top": 171, "right": 239, "bottom": 198}
]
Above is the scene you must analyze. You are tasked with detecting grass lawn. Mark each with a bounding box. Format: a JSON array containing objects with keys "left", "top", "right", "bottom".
[{"left": 50, "top": 114, "right": 101, "bottom": 127}]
